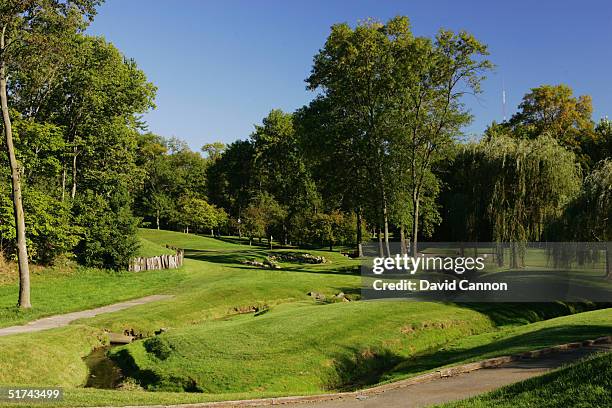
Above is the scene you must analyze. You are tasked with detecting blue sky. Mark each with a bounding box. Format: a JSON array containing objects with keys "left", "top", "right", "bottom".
[{"left": 87, "top": 0, "right": 612, "bottom": 149}]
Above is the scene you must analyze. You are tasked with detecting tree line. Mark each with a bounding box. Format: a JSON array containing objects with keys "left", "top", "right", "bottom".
[{"left": 0, "top": 2, "right": 610, "bottom": 309}]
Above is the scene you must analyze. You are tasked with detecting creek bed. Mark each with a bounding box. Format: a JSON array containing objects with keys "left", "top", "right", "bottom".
[{"left": 83, "top": 346, "right": 123, "bottom": 389}]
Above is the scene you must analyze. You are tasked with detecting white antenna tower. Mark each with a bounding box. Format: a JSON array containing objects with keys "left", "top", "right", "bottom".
[{"left": 502, "top": 78, "right": 507, "bottom": 122}]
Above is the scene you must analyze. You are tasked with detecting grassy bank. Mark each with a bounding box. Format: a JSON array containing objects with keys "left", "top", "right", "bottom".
[
  {"left": 442, "top": 352, "right": 612, "bottom": 407},
  {"left": 0, "top": 229, "right": 609, "bottom": 407},
  {"left": 0, "top": 235, "right": 184, "bottom": 328}
]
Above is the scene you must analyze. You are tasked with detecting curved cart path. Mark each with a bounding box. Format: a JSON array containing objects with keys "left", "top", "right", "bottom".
[
  {"left": 0, "top": 294, "right": 173, "bottom": 337},
  {"left": 279, "top": 344, "right": 611, "bottom": 408}
]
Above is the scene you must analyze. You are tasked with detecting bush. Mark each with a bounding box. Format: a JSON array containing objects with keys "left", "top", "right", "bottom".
[
  {"left": 72, "top": 189, "right": 139, "bottom": 270},
  {"left": 143, "top": 337, "right": 173, "bottom": 360}
]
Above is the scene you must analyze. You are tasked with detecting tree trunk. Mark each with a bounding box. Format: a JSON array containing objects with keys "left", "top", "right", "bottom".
[
  {"left": 383, "top": 201, "right": 391, "bottom": 257},
  {"left": 269, "top": 235, "right": 273, "bottom": 250},
  {"left": 377, "top": 227, "right": 384, "bottom": 257},
  {"left": 356, "top": 209, "right": 363, "bottom": 257},
  {"left": 411, "top": 193, "right": 420, "bottom": 257},
  {"left": 0, "top": 30, "right": 31, "bottom": 309},
  {"left": 70, "top": 145, "right": 77, "bottom": 199},
  {"left": 61, "top": 165, "right": 66, "bottom": 202},
  {"left": 210, "top": 228, "right": 214, "bottom": 237},
  {"left": 156, "top": 209, "right": 160, "bottom": 230},
  {"left": 511, "top": 242, "right": 518, "bottom": 269},
  {"left": 400, "top": 226, "right": 407, "bottom": 256},
  {"left": 606, "top": 243, "right": 611, "bottom": 279}
]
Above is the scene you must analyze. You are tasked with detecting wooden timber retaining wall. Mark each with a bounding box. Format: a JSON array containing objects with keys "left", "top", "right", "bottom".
[{"left": 129, "top": 245, "right": 184, "bottom": 272}]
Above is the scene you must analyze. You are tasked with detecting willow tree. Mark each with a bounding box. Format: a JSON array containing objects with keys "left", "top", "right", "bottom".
[
  {"left": 565, "top": 160, "right": 612, "bottom": 277},
  {"left": 0, "top": 0, "right": 100, "bottom": 308},
  {"left": 478, "top": 135, "right": 581, "bottom": 267}
]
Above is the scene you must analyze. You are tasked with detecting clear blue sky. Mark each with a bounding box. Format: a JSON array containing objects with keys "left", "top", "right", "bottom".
[{"left": 87, "top": 0, "right": 612, "bottom": 149}]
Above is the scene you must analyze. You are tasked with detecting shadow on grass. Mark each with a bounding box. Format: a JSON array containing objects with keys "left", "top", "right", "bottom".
[
  {"left": 460, "top": 302, "right": 602, "bottom": 326},
  {"left": 324, "top": 324, "right": 611, "bottom": 391},
  {"left": 184, "top": 249, "right": 362, "bottom": 276},
  {"left": 386, "top": 324, "right": 612, "bottom": 379},
  {"left": 184, "top": 249, "right": 267, "bottom": 264},
  {"left": 324, "top": 346, "right": 404, "bottom": 391}
]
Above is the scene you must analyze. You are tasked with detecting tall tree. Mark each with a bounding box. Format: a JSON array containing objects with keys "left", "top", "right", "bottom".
[
  {"left": 0, "top": 0, "right": 100, "bottom": 308},
  {"left": 306, "top": 19, "right": 402, "bottom": 256},
  {"left": 391, "top": 24, "right": 492, "bottom": 255},
  {"left": 493, "top": 84, "right": 598, "bottom": 169},
  {"left": 250, "top": 109, "right": 319, "bottom": 244}
]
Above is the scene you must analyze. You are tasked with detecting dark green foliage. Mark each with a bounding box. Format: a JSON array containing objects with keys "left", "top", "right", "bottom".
[
  {"left": 0, "top": 32, "right": 155, "bottom": 269},
  {"left": 72, "top": 190, "right": 139, "bottom": 270},
  {"left": 438, "top": 135, "right": 580, "bottom": 244},
  {"left": 0, "top": 183, "right": 76, "bottom": 264},
  {"left": 144, "top": 337, "right": 173, "bottom": 360},
  {"left": 558, "top": 159, "right": 612, "bottom": 242},
  {"left": 206, "top": 139, "right": 255, "bottom": 218}
]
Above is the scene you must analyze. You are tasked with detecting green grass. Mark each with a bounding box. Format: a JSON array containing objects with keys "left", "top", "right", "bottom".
[
  {"left": 441, "top": 352, "right": 611, "bottom": 407},
  {"left": 135, "top": 237, "right": 175, "bottom": 257},
  {"left": 110, "top": 301, "right": 495, "bottom": 393},
  {"left": 0, "top": 229, "right": 610, "bottom": 407},
  {"left": 0, "top": 325, "right": 106, "bottom": 387},
  {"left": 0, "top": 266, "right": 185, "bottom": 328},
  {"left": 379, "top": 307, "right": 612, "bottom": 384}
]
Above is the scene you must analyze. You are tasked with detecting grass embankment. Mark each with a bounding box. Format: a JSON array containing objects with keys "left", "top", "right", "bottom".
[
  {"left": 0, "top": 236, "right": 182, "bottom": 328},
  {"left": 0, "top": 229, "right": 609, "bottom": 407},
  {"left": 442, "top": 352, "right": 612, "bottom": 407},
  {"left": 135, "top": 237, "right": 175, "bottom": 257}
]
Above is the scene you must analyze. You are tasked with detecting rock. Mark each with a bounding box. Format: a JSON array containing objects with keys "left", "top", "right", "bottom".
[
  {"left": 270, "top": 252, "right": 327, "bottom": 264},
  {"left": 307, "top": 291, "right": 326, "bottom": 301}
]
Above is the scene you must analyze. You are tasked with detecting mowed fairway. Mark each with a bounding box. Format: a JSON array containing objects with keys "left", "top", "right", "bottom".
[{"left": 0, "top": 229, "right": 610, "bottom": 407}]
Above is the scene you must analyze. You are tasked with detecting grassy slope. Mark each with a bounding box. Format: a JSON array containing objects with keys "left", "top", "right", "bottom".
[
  {"left": 0, "top": 325, "right": 106, "bottom": 387},
  {"left": 0, "top": 267, "right": 184, "bottom": 328},
  {"left": 135, "top": 236, "right": 175, "bottom": 257},
  {"left": 111, "top": 301, "right": 494, "bottom": 393},
  {"left": 0, "top": 229, "right": 609, "bottom": 406},
  {"left": 0, "top": 234, "right": 182, "bottom": 328},
  {"left": 441, "top": 352, "right": 611, "bottom": 408},
  {"left": 382, "top": 307, "right": 612, "bottom": 383}
]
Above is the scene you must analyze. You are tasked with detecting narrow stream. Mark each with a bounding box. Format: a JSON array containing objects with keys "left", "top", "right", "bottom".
[{"left": 83, "top": 346, "right": 124, "bottom": 389}]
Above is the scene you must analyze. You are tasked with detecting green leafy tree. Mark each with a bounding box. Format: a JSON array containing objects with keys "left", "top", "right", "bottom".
[
  {"left": 201, "top": 142, "right": 225, "bottom": 161},
  {"left": 206, "top": 139, "right": 255, "bottom": 220},
  {"left": 0, "top": 0, "right": 101, "bottom": 308},
  {"left": 174, "top": 196, "right": 226, "bottom": 236},
  {"left": 243, "top": 193, "right": 286, "bottom": 249},
  {"left": 390, "top": 23, "right": 492, "bottom": 255},
  {"left": 448, "top": 135, "right": 580, "bottom": 267},
  {"left": 491, "top": 85, "right": 599, "bottom": 169},
  {"left": 251, "top": 109, "right": 319, "bottom": 245},
  {"left": 72, "top": 189, "right": 139, "bottom": 270}
]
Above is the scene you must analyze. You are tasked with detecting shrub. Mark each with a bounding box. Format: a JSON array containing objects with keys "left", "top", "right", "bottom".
[
  {"left": 143, "top": 337, "right": 173, "bottom": 360},
  {"left": 72, "top": 189, "right": 139, "bottom": 270}
]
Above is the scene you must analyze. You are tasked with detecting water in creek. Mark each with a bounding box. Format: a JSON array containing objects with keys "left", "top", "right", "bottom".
[{"left": 83, "top": 346, "right": 123, "bottom": 389}]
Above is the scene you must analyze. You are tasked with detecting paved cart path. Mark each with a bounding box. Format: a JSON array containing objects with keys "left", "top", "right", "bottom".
[
  {"left": 279, "top": 344, "right": 611, "bottom": 408},
  {"left": 0, "top": 294, "right": 173, "bottom": 337}
]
